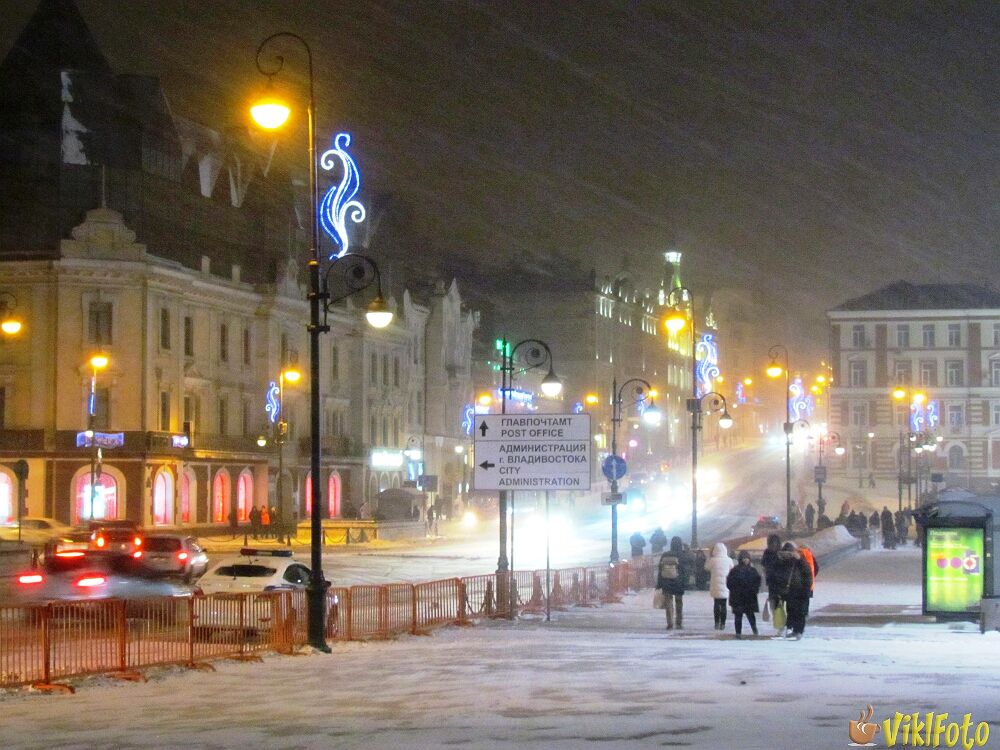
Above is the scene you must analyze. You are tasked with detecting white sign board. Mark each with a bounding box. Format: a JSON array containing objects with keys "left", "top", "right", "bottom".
[{"left": 473, "top": 414, "right": 592, "bottom": 491}]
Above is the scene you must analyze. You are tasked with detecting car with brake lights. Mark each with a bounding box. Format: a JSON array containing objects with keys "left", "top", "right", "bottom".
[{"left": 141, "top": 534, "right": 209, "bottom": 582}]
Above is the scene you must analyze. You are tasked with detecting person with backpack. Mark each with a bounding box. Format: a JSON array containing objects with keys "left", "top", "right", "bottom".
[
  {"left": 774, "top": 542, "right": 814, "bottom": 640},
  {"left": 708, "top": 542, "right": 735, "bottom": 630},
  {"left": 726, "top": 550, "right": 761, "bottom": 638},
  {"left": 656, "top": 536, "right": 688, "bottom": 630},
  {"left": 761, "top": 533, "right": 783, "bottom": 633},
  {"left": 629, "top": 531, "right": 646, "bottom": 558}
]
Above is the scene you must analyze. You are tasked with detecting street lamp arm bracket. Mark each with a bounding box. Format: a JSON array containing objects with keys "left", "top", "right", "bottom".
[
  {"left": 322, "top": 254, "right": 385, "bottom": 310},
  {"left": 255, "top": 32, "right": 311, "bottom": 78},
  {"left": 615, "top": 377, "right": 653, "bottom": 407},
  {"left": 509, "top": 339, "right": 553, "bottom": 369},
  {"left": 664, "top": 286, "right": 692, "bottom": 308}
]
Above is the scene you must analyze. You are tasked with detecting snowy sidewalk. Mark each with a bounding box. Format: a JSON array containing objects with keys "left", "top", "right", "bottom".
[{"left": 4, "top": 547, "right": 996, "bottom": 750}]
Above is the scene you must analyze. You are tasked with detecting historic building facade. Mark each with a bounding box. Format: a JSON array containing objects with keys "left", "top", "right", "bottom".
[{"left": 828, "top": 281, "right": 1000, "bottom": 491}]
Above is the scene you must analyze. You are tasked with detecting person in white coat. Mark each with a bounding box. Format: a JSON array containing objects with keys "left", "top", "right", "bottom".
[{"left": 708, "top": 542, "right": 736, "bottom": 630}]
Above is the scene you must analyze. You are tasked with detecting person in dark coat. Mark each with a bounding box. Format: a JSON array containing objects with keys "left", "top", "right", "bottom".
[
  {"left": 774, "top": 542, "right": 814, "bottom": 639},
  {"left": 895, "top": 510, "right": 909, "bottom": 546},
  {"left": 881, "top": 506, "right": 896, "bottom": 549},
  {"left": 804, "top": 503, "right": 815, "bottom": 531},
  {"left": 649, "top": 527, "right": 668, "bottom": 554},
  {"left": 249, "top": 505, "right": 262, "bottom": 540},
  {"left": 869, "top": 511, "right": 880, "bottom": 529},
  {"left": 656, "top": 536, "right": 688, "bottom": 630},
  {"left": 761, "top": 533, "right": 783, "bottom": 632},
  {"left": 629, "top": 531, "right": 646, "bottom": 558},
  {"left": 726, "top": 550, "right": 761, "bottom": 638},
  {"left": 817, "top": 513, "right": 833, "bottom": 529}
]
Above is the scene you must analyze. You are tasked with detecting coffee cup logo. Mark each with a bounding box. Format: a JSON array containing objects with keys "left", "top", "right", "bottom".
[{"left": 849, "top": 704, "right": 880, "bottom": 746}]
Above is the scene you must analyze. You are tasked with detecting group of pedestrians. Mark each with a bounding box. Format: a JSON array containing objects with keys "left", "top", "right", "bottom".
[
  {"left": 654, "top": 532, "right": 817, "bottom": 641},
  {"left": 248, "top": 504, "right": 283, "bottom": 540}
]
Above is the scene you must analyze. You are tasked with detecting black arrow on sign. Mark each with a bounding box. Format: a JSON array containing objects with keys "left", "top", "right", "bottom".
[
  {"left": 479, "top": 460, "right": 495, "bottom": 470},
  {"left": 479, "top": 421, "right": 489, "bottom": 437}
]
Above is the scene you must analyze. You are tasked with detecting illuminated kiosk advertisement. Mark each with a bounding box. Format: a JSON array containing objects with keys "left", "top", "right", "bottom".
[{"left": 919, "top": 497, "right": 994, "bottom": 620}]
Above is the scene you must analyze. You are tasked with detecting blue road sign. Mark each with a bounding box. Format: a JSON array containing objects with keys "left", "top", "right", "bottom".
[{"left": 602, "top": 455, "right": 627, "bottom": 482}]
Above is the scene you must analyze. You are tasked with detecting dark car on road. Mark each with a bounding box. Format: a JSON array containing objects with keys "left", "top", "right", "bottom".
[{"left": 750, "top": 515, "right": 782, "bottom": 537}]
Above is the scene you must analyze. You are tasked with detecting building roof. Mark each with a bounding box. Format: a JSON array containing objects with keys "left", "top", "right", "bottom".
[{"left": 832, "top": 281, "right": 1000, "bottom": 312}]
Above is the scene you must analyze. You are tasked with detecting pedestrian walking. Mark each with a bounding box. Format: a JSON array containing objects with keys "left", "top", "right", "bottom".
[
  {"left": 868, "top": 472, "right": 876, "bottom": 488},
  {"left": 774, "top": 542, "right": 813, "bottom": 640},
  {"left": 880, "top": 506, "right": 896, "bottom": 549},
  {"left": 869, "top": 510, "right": 881, "bottom": 548},
  {"left": 726, "top": 550, "right": 761, "bottom": 638},
  {"left": 761, "top": 533, "right": 783, "bottom": 633},
  {"left": 804, "top": 503, "right": 815, "bottom": 531},
  {"left": 260, "top": 505, "right": 271, "bottom": 538},
  {"left": 708, "top": 542, "right": 735, "bottom": 630},
  {"left": 656, "top": 536, "right": 688, "bottom": 630},
  {"left": 629, "top": 531, "right": 646, "bottom": 558},
  {"left": 895, "top": 510, "right": 908, "bottom": 547},
  {"left": 271, "top": 505, "right": 283, "bottom": 543},
  {"left": 649, "top": 527, "right": 668, "bottom": 554},
  {"left": 249, "top": 505, "right": 262, "bottom": 540}
]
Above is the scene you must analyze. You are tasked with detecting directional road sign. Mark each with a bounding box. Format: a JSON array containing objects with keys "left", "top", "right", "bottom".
[
  {"left": 602, "top": 455, "right": 627, "bottom": 482},
  {"left": 473, "top": 414, "right": 592, "bottom": 491}
]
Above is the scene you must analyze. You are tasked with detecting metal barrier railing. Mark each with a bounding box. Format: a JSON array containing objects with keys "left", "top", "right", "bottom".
[{"left": 0, "top": 554, "right": 656, "bottom": 690}]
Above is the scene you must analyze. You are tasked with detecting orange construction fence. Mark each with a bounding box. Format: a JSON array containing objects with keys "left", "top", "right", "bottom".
[{"left": 0, "top": 556, "right": 659, "bottom": 690}]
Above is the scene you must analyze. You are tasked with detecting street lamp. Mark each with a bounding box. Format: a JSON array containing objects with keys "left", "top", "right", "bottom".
[
  {"left": 496, "top": 338, "right": 561, "bottom": 617},
  {"left": 0, "top": 293, "right": 23, "bottom": 336},
  {"left": 892, "top": 388, "right": 927, "bottom": 512},
  {"left": 251, "top": 32, "right": 393, "bottom": 651},
  {"left": 687, "top": 391, "right": 733, "bottom": 547},
  {"left": 86, "top": 351, "right": 109, "bottom": 521},
  {"left": 607, "top": 377, "right": 657, "bottom": 564},
  {"left": 765, "top": 344, "right": 797, "bottom": 535},
  {"left": 815, "top": 431, "right": 843, "bottom": 510}
]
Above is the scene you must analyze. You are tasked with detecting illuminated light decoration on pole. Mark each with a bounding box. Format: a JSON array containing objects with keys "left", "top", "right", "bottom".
[
  {"left": 695, "top": 332, "right": 720, "bottom": 398},
  {"left": 911, "top": 400, "right": 939, "bottom": 432},
  {"left": 265, "top": 381, "right": 280, "bottom": 423},
  {"left": 318, "top": 132, "right": 366, "bottom": 259},
  {"left": 462, "top": 404, "right": 476, "bottom": 435},
  {"left": 572, "top": 401, "right": 584, "bottom": 414},
  {"left": 789, "top": 377, "right": 814, "bottom": 422},
  {"left": 735, "top": 381, "right": 747, "bottom": 405}
]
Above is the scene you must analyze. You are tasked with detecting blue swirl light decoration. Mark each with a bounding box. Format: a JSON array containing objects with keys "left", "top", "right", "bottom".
[
  {"left": 265, "top": 381, "right": 280, "bottom": 424},
  {"left": 462, "top": 404, "right": 475, "bottom": 436},
  {"left": 735, "top": 381, "right": 747, "bottom": 405},
  {"left": 788, "top": 377, "right": 814, "bottom": 421},
  {"left": 695, "top": 333, "right": 720, "bottom": 397},
  {"left": 572, "top": 401, "right": 584, "bottom": 414},
  {"left": 319, "top": 132, "right": 366, "bottom": 259},
  {"left": 911, "top": 400, "right": 939, "bottom": 432}
]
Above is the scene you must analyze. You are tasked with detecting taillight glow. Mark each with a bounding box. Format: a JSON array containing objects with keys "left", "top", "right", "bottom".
[
  {"left": 55, "top": 551, "right": 85, "bottom": 558},
  {"left": 95, "top": 536, "right": 106, "bottom": 548},
  {"left": 76, "top": 575, "right": 106, "bottom": 588},
  {"left": 17, "top": 573, "right": 44, "bottom": 585},
  {"left": 178, "top": 552, "right": 188, "bottom": 561},
  {"left": 134, "top": 537, "right": 142, "bottom": 547},
  {"left": 132, "top": 551, "right": 143, "bottom": 559}
]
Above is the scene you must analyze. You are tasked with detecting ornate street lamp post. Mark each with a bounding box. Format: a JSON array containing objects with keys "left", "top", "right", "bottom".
[
  {"left": 607, "top": 377, "right": 660, "bottom": 564},
  {"left": 86, "top": 352, "right": 109, "bottom": 521},
  {"left": 496, "top": 338, "right": 561, "bottom": 618},
  {"left": 251, "top": 33, "right": 392, "bottom": 651},
  {"left": 766, "top": 344, "right": 798, "bottom": 535}
]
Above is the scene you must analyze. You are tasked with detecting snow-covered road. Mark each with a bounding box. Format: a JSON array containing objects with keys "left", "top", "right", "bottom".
[{"left": 4, "top": 547, "right": 997, "bottom": 750}]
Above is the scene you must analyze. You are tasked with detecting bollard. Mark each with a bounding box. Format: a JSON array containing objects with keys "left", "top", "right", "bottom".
[
  {"left": 483, "top": 579, "right": 496, "bottom": 617},
  {"left": 569, "top": 573, "right": 582, "bottom": 605},
  {"left": 550, "top": 572, "right": 568, "bottom": 610},
  {"left": 521, "top": 573, "right": 546, "bottom": 614}
]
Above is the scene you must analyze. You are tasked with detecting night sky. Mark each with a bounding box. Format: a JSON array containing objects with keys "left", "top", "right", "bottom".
[{"left": 1, "top": 0, "right": 997, "bottom": 358}]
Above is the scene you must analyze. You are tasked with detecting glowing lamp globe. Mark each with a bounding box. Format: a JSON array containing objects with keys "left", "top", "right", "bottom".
[
  {"left": 282, "top": 367, "right": 302, "bottom": 384},
  {"left": 663, "top": 310, "right": 687, "bottom": 334},
  {"left": 1, "top": 317, "right": 22, "bottom": 335},
  {"left": 718, "top": 412, "right": 734, "bottom": 430},
  {"left": 250, "top": 91, "right": 291, "bottom": 130},
  {"left": 642, "top": 405, "right": 662, "bottom": 427},
  {"left": 834, "top": 446, "right": 846, "bottom": 456},
  {"left": 765, "top": 364, "right": 783, "bottom": 378},
  {"left": 913, "top": 392, "right": 927, "bottom": 405},
  {"left": 365, "top": 297, "right": 393, "bottom": 329},
  {"left": 584, "top": 393, "right": 599, "bottom": 406},
  {"left": 892, "top": 388, "right": 907, "bottom": 400},
  {"left": 540, "top": 370, "right": 563, "bottom": 398},
  {"left": 90, "top": 353, "right": 109, "bottom": 370}
]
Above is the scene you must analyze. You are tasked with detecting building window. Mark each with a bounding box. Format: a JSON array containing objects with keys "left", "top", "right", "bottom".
[
  {"left": 88, "top": 301, "right": 113, "bottom": 344},
  {"left": 331, "top": 345, "right": 339, "bottom": 382},
  {"left": 159, "top": 391, "right": 170, "bottom": 431},
  {"left": 369, "top": 415, "right": 377, "bottom": 445},
  {"left": 947, "top": 404, "right": 964, "bottom": 429},
  {"left": 74, "top": 472, "right": 118, "bottom": 524},
  {"left": 393, "top": 357, "right": 400, "bottom": 387},
  {"left": 893, "top": 361, "right": 911, "bottom": 385},
  {"left": 281, "top": 333, "right": 289, "bottom": 365},
  {"left": 243, "top": 328, "right": 251, "bottom": 365},
  {"left": 849, "top": 361, "right": 867, "bottom": 388},
  {"left": 896, "top": 325, "right": 910, "bottom": 349},
  {"left": 991, "top": 360, "right": 1000, "bottom": 387},
  {"left": 219, "top": 324, "right": 228, "bottom": 362},
  {"left": 393, "top": 417, "right": 399, "bottom": 446},
  {"left": 919, "top": 361, "right": 936, "bottom": 387},
  {"left": 370, "top": 353, "right": 378, "bottom": 385},
  {"left": 0, "top": 387, "right": 6, "bottom": 430},
  {"left": 218, "top": 396, "right": 228, "bottom": 435},
  {"left": 242, "top": 399, "right": 250, "bottom": 437},
  {"left": 382, "top": 354, "right": 389, "bottom": 385},
  {"left": 381, "top": 417, "right": 389, "bottom": 445},
  {"left": 895, "top": 405, "right": 908, "bottom": 428},
  {"left": 948, "top": 444, "right": 966, "bottom": 470},
  {"left": 851, "top": 325, "right": 865, "bottom": 348},
  {"left": 850, "top": 403, "right": 868, "bottom": 426},
  {"left": 922, "top": 324, "right": 935, "bottom": 348},
  {"left": 994, "top": 324, "right": 1000, "bottom": 347},
  {"left": 159, "top": 308, "right": 171, "bottom": 350},
  {"left": 183, "top": 316, "right": 193, "bottom": 357},
  {"left": 945, "top": 360, "right": 964, "bottom": 387},
  {"left": 947, "top": 324, "right": 961, "bottom": 347},
  {"left": 992, "top": 403, "right": 1000, "bottom": 426}
]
